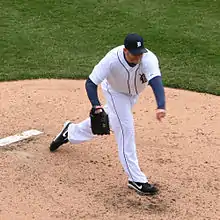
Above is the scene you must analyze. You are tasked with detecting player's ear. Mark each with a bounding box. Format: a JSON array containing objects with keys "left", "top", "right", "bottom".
[{"left": 124, "top": 48, "right": 129, "bottom": 56}]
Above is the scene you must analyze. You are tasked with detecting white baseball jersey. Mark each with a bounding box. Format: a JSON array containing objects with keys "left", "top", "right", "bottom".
[{"left": 89, "top": 45, "right": 161, "bottom": 95}]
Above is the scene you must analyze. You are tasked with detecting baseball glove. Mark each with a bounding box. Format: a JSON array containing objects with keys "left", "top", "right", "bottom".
[{"left": 90, "top": 107, "right": 110, "bottom": 135}]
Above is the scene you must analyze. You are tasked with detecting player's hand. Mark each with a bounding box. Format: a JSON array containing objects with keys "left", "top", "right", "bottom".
[
  {"left": 90, "top": 106, "right": 110, "bottom": 135},
  {"left": 156, "top": 109, "right": 166, "bottom": 122},
  {"left": 93, "top": 105, "right": 103, "bottom": 114}
]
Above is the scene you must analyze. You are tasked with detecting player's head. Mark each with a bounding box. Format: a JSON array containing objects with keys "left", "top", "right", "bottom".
[{"left": 123, "top": 33, "right": 147, "bottom": 64}]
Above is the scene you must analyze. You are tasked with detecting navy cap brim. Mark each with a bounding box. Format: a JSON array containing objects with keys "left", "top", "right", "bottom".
[{"left": 129, "top": 47, "right": 147, "bottom": 55}]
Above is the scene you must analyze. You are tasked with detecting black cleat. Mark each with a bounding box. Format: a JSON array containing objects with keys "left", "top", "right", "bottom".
[
  {"left": 128, "top": 181, "right": 159, "bottom": 195},
  {"left": 50, "top": 121, "right": 72, "bottom": 152}
]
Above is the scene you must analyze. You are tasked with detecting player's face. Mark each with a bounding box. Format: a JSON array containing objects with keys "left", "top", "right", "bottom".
[{"left": 124, "top": 48, "right": 143, "bottom": 64}]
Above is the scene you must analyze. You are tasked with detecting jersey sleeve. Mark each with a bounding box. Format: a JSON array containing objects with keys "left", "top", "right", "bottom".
[
  {"left": 89, "top": 53, "right": 112, "bottom": 85},
  {"left": 142, "top": 52, "right": 162, "bottom": 82}
]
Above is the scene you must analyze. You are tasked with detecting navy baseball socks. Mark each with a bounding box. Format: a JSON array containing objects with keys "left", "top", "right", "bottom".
[
  {"left": 128, "top": 181, "right": 158, "bottom": 195},
  {"left": 50, "top": 121, "right": 72, "bottom": 152}
]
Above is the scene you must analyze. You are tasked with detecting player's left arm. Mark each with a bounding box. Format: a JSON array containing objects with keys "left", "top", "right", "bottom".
[
  {"left": 85, "top": 53, "right": 112, "bottom": 108},
  {"left": 85, "top": 78, "right": 101, "bottom": 107}
]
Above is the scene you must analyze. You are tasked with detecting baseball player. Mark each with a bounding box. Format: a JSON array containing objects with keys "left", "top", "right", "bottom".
[{"left": 50, "top": 33, "right": 166, "bottom": 196}]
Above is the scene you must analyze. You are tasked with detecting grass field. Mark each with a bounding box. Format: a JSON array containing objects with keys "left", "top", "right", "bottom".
[{"left": 0, "top": 0, "right": 220, "bottom": 95}]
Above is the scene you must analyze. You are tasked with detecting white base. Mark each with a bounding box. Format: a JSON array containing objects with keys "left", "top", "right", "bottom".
[{"left": 0, "top": 130, "right": 43, "bottom": 147}]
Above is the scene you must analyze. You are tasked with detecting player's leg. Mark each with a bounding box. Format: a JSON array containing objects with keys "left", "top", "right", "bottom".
[
  {"left": 49, "top": 105, "right": 109, "bottom": 151},
  {"left": 49, "top": 121, "right": 72, "bottom": 152},
  {"left": 102, "top": 88, "right": 147, "bottom": 182},
  {"left": 67, "top": 118, "right": 94, "bottom": 144},
  {"left": 67, "top": 103, "right": 111, "bottom": 144},
  {"left": 102, "top": 87, "right": 158, "bottom": 195}
]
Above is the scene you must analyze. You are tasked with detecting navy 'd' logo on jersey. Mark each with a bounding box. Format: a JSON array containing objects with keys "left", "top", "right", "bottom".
[{"left": 139, "top": 73, "right": 147, "bottom": 84}]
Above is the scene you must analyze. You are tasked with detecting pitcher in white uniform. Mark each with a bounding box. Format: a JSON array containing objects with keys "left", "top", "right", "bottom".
[{"left": 50, "top": 33, "right": 166, "bottom": 195}]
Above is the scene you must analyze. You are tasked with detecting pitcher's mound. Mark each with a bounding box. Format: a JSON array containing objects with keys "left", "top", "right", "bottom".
[{"left": 0, "top": 79, "right": 219, "bottom": 220}]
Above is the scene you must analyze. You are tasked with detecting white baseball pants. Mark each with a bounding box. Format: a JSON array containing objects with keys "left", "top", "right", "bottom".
[{"left": 68, "top": 81, "right": 147, "bottom": 183}]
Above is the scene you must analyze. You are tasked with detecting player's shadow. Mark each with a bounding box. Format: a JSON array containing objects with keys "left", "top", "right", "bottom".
[{"left": 95, "top": 185, "right": 170, "bottom": 215}]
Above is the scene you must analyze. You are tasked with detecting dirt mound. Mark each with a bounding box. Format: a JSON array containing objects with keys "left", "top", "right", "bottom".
[{"left": 0, "top": 79, "right": 219, "bottom": 220}]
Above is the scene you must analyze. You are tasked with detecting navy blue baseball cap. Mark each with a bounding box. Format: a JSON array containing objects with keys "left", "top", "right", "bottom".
[{"left": 124, "top": 33, "right": 147, "bottom": 55}]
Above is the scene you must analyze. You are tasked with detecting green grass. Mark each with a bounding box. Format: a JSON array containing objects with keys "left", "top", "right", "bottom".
[{"left": 0, "top": 0, "right": 220, "bottom": 95}]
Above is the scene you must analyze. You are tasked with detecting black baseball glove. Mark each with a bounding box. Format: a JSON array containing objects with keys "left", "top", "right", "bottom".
[{"left": 90, "top": 106, "right": 110, "bottom": 135}]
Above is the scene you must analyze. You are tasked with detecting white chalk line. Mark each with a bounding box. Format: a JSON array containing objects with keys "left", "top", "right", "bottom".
[{"left": 0, "top": 130, "right": 43, "bottom": 147}]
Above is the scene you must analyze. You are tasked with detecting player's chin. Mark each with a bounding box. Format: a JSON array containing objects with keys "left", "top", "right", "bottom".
[{"left": 132, "top": 59, "right": 141, "bottom": 64}]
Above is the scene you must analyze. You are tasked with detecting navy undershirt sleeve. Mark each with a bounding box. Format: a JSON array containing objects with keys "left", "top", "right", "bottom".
[
  {"left": 85, "top": 77, "right": 101, "bottom": 106},
  {"left": 148, "top": 76, "right": 166, "bottom": 109},
  {"left": 86, "top": 75, "right": 165, "bottom": 109}
]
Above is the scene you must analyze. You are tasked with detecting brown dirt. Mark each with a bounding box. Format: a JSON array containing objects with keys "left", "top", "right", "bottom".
[{"left": 0, "top": 79, "right": 219, "bottom": 220}]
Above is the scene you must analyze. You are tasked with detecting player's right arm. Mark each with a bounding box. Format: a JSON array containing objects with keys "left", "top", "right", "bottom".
[
  {"left": 142, "top": 52, "right": 166, "bottom": 121},
  {"left": 85, "top": 54, "right": 112, "bottom": 108}
]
